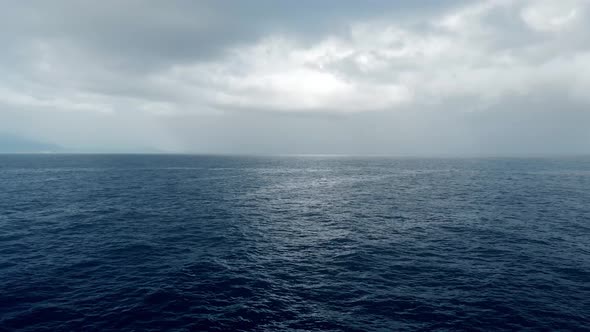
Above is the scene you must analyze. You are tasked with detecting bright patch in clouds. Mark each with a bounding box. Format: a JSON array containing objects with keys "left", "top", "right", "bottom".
[{"left": 521, "top": 0, "right": 586, "bottom": 31}]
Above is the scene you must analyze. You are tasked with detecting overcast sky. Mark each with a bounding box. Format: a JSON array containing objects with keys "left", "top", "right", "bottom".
[{"left": 1, "top": 0, "right": 589, "bottom": 155}]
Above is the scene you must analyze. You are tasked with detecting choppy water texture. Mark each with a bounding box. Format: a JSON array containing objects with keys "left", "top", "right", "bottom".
[{"left": 1, "top": 155, "right": 589, "bottom": 331}]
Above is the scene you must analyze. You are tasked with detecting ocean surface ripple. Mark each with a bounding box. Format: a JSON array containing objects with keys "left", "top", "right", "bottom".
[{"left": 0, "top": 155, "right": 589, "bottom": 331}]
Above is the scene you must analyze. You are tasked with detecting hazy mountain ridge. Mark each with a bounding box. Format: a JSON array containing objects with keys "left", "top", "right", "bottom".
[{"left": 0, "top": 134, "right": 62, "bottom": 153}]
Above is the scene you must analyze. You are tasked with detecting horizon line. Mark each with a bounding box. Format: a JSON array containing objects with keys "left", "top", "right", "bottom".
[{"left": 1, "top": 152, "right": 589, "bottom": 159}]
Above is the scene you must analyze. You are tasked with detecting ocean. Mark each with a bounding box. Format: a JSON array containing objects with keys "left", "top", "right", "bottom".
[{"left": 0, "top": 154, "right": 588, "bottom": 331}]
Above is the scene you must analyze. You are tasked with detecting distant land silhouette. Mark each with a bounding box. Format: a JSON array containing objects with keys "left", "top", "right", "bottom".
[{"left": 0, "top": 134, "right": 61, "bottom": 153}]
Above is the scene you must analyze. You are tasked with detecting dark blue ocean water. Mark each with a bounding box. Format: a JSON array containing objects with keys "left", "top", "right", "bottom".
[{"left": 0, "top": 155, "right": 589, "bottom": 331}]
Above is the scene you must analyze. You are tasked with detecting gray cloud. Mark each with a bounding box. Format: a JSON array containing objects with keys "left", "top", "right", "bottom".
[{"left": 1, "top": 0, "right": 589, "bottom": 155}]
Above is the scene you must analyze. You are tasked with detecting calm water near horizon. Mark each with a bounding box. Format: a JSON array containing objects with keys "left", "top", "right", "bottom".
[{"left": 0, "top": 154, "right": 589, "bottom": 331}]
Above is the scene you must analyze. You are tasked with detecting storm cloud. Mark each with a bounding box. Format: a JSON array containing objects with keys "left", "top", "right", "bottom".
[{"left": 1, "top": 0, "right": 589, "bottom": 154}]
